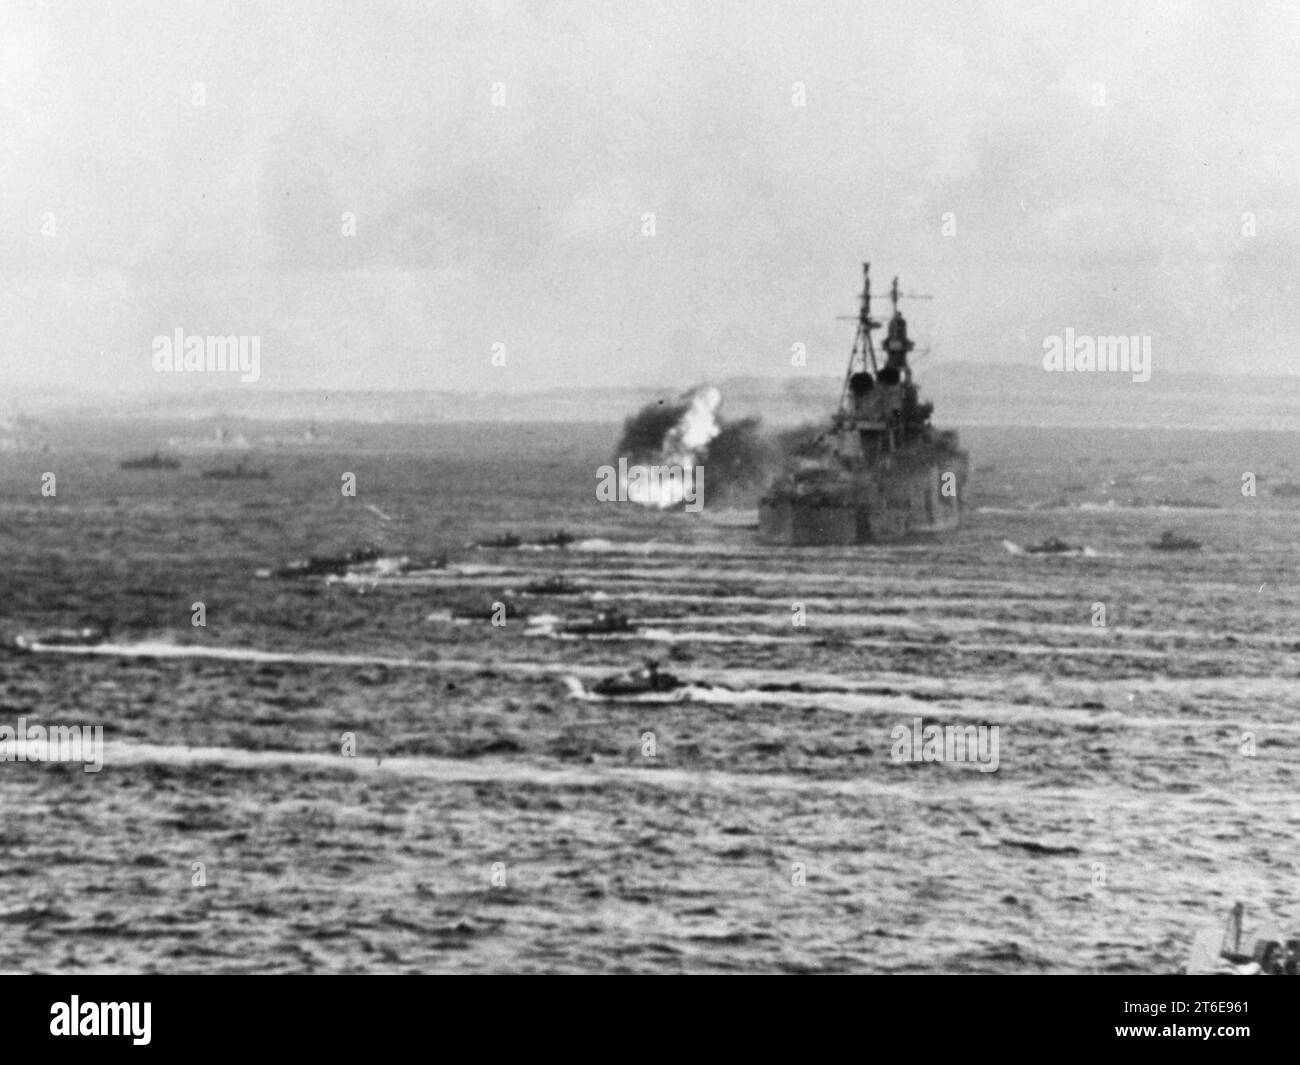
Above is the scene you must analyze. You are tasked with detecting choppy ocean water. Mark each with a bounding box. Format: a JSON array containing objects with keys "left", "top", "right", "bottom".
[{"left": 1, "top": 421, "right": 1296, "bottom": 973}]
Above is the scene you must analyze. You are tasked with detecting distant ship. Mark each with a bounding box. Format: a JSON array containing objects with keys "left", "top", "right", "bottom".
[
  {"left": 535, "top": 530, "right": 575, "bottom": 548},
  {"left": 9, "top": 625, "right": 108, "bottom": 653},
  {"left": 476, "top": 530, "right": 574, "bottom": 549},
  {"left": 759, "top": 264, "right": 968, "bottom": 544},
  {"left": 1151, "top": 530, "right": 1202, "bottom": 551},
  {"left": 1003, "top": 537, "right": 1094, "bottom": 557},
  {"left": 1026, "top": 537, "right": 1080, "bottom": 555},
  {"left": 559, "top": 609, "right": 636, "bottom": 636},
  {"left": 261, "top": 546, "right": 382, "bottom": 579},
  {"left": 202, "top": 459, "right": 271, "bottom": 481},
  {"left": 120, "top": 451, "right": 180, "bottom": 470},
  {"left": 522, "top": 575, "right": 581, "bottom": 595},
  {"left": 1182, "top": 902, "right": 1299, "bottom": 975},
  {"left": 590, "top": 660, "right": 685, "bottom": 697}
]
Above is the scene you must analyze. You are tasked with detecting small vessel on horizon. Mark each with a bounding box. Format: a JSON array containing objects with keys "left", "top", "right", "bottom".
[
  {"left": 9, "top": 625, "right": 109, "bottom": 653},
  {"left": 522, "top": 575, "right": 581, "bottom": 596},
  {"left": 535, "top": 530, "right": 575, "bottom": 548},
  {"left": 476, "top": 530, "right": 576, "bottom": 550},
  {"left": 590, "top": 660, "right": 685, "bottom": 698},
  {"left": 1151, "top": 530, "right": 1202, "bottom": 551},
  {"left": 202, "top": 459, "right": 271, "bottom": 481},
  {"left": 260, "top": 546, "right": 382, "bottom": 579},
  {"left": 1002, "top": 537, "right": 1094, "bottom": 557},
  {"left": 120, "top": 451, "right": 181, "bottom": 471},
  {"left": 1026, "top": 537, "right": 1080, "bottom": 555},
  {"left": 559, "top": 609, "right": 636, "bottom": 637}
]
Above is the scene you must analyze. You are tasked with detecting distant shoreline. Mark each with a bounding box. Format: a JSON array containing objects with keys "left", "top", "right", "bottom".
[{"left": 9, "top": 363, "right": 1300, "bottom": 433}]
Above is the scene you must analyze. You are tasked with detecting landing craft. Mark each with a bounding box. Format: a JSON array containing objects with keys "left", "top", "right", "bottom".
[
  {"left": 260, "top": 546, "right": 382, "bottom": 579},
  {"left": 1181, "top": 902, "right": 1299, "bottom": 975},
  {"left": 589, "top": 660, "right": 685, "bottom": 698},
  {"left": 1003, "top": 537, "right": 1095, "bottom": 557},
  {"left": 759, "top": 264, "right": 968, "bottom": 544},
  {"left": 202, "top": 459, "right": 271, "bottom": 481},
  {"left": 535, "top": 530, "right": 575, "bottom": 548},
  {"left": 1150, "top": 530, "right": 1202, "bottom": 551},
  {"left": 558, "top": 609, "right": 636, "bottom": 637},
  {"left": 120, "top": 451, "right": 180, "bottom": 471},
  {"left": 522, "top": 575, "right": 581, "bottom": 596},
  {"left": 9, "top": 625, "right": 108, "bottom": 653},
  {"left": 1025, "top": 537, "right": 1080, "bottom": 555}
]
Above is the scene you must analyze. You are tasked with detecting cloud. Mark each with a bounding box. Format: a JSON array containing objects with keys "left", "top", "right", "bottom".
[{"left": 3, "top": 0, "right": 1299, "bottom": 396}]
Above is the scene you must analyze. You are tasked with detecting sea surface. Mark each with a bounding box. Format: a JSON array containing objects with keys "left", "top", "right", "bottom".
[{"left": 0, "top": 420, "right": 1296, "bottom": 973}]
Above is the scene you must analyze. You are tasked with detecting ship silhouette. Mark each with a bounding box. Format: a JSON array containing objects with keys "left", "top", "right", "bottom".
[
  {"left": 120, "top": 451, "right": 180, "bottom": 470},
  {"left": 201, "top": 459, "right": 271, "bottom": 481},
  {"left": 759, "top": 263, "right": 968, "bottom": 544}
]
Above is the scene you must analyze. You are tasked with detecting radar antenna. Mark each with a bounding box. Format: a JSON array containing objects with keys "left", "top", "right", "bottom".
[{"left": 887, "top": 276, "right": 933, "bottom": 312}]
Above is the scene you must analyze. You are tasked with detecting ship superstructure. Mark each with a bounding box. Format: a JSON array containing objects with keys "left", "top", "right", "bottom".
[{"left": 758, "top": 263, "right": 968, "bottom": 544}]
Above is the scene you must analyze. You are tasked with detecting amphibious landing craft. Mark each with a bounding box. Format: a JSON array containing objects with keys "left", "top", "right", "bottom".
[
  {"left": 119, "top": 451, "right": 180, "bottom": 471},
  {"left": 759, "top": 264, "right": 968, "bottom": 545}
]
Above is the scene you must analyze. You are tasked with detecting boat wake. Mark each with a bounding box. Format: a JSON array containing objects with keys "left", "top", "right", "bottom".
[{"left": 1001, "top": 540, "right": 1101, "bottom": 558}]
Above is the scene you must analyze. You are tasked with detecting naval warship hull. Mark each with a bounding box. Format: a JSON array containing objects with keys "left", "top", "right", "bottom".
[{"left": 759, "top": 453, "right": 967, "bottom": 545}]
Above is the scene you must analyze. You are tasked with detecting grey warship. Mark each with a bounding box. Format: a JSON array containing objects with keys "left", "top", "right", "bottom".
[{"left": 759, "top": 263, "right": 968, "bottom": 545}]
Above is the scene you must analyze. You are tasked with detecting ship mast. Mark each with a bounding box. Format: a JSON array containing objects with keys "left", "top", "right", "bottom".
[
  {"left": 837, "top": 263, "right": 934, "bottom": 419},
  {"left": 839, "top": 262, "right": 881, "bottom": 417}
]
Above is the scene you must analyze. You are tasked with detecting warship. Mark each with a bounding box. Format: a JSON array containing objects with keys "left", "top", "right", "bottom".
[{"left": 759, "top": 264, "right": 968, "bottom": 545}]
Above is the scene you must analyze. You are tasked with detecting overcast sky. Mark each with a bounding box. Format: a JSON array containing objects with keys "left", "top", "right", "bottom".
[{"left": 2, "top": 0, "right": 1298, "bottom": 395}]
